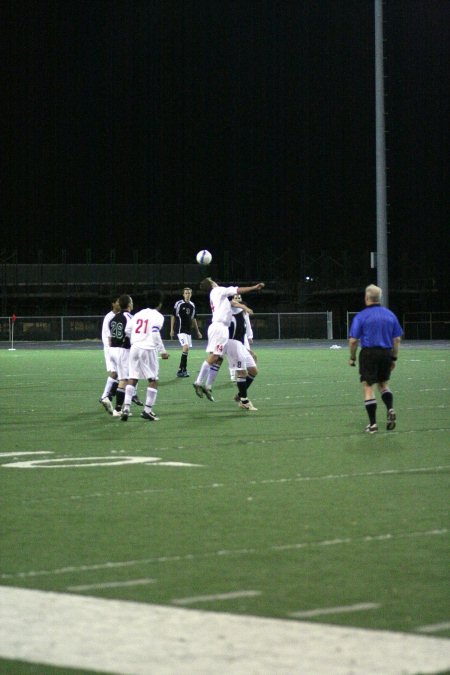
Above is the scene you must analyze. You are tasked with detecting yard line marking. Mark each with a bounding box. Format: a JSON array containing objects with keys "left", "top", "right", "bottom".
[
  {"left": 67, "top": 578, "right": 156, "bottom": 591},
  {"left": 172, "top": 590, "right": 261, "bottom": 605},
  {"left": 0, "top": 451, "right": 52, "bottom": 457},
  {"left": 2, "top": 528, "right": 447, "bottom": 580},
  {"left": 16, "top": 465, "right": 450, "bottom": 504},
  {"left": 290, "top": 603, "right": 380, "bottom": 618},
  {"left": 417, "top": 621, "right": 450, "bottom": 634},
  {"left": 1, "top": 586, "right": 450, "bottom": 675}
]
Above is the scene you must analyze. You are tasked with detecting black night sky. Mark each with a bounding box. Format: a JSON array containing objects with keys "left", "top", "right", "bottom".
[{"left": 2, "top": 0, "right": 449, "bottom": 292}]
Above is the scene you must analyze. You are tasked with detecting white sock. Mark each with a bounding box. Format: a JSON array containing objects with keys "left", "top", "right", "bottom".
[
  {"left": 196, "top": 361, "right": 210, "bottom": 385},
  {"left": 101, "top": 376, "right": 116, "bottom": 400},
  {"left": 124, "top": 384, "right": 135, "bottom": 407},
  {"left": 145, "top": 387, "right": 157, "bottom": 412},
  {"left": 206, "top": 363, "right": 221, "bottom": 388}
]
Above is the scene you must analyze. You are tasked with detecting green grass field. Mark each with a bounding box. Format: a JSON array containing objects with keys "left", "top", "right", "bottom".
[{"left": 1, "top": 341, "right": 449, "bottom": 673}]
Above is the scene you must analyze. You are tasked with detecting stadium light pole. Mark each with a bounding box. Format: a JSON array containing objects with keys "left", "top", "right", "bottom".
[{"left": 374, "top": 0, "right": 389, "bottom": 306}]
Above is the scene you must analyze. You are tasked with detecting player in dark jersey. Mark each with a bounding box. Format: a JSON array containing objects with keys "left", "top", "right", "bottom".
[
  {"left": 227, "top": 297, "right": 258, "bottom": 410},
  {"left": 109, "top": 294, "right": 134, "bottom": 415},
  {"left": 170, "top": 287, "right": 202, "bottom": 377}
]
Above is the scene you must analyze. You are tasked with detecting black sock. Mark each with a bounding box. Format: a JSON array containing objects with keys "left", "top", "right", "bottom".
[
  {"left": 180, "top": 353, "right": 188, "bottom": 371},
  {"left": 110, "top": 380, "right": 119, "bottom": 399},
  {"left": 237, "top": 378, "right": 247, "bottom": 399},
  {"left": 381, "top": 390, "right": 393, "bottom": 410},
  {"left": 365, "top": 399, "right": 377, "bottom": 425},
  {"left": 115, "top": 388, "right": 125, "bottom": 410},
  {"left": 246, "top": 375, "right": 255, "bottom": 390}
]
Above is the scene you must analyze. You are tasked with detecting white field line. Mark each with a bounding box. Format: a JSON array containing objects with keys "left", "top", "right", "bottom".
[
  {"left": 417, "top": 621, "right": 450, "bottom": 634},
  {"left": 1, "top": 528, "right": 447, "bottom": 581},
  {"left": 0, "top": 586, "right": 449, "bottom": 675},
  {"left": 14, "top": 465, "right": 450, "bottom": 504},
  {"left": 290, "top": 603, "right": 380, "bottom": 618},
  {"left": 172, "top": 591, "right": 261, "bottom": 605},
  {"left": 67, "top": 578, "right": 156, "bottom": 591}
]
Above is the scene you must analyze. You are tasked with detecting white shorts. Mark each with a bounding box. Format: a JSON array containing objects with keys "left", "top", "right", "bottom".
[
  {"left": 109, "top": 347, "right": 130, "bottom": 381},
  {"left": 225, "top": 340, "right": 256, "bottom": 371},
  {"left": 177, "top": 333, "right": 192, "bottom": 349},
  {"left": 206, "top": 323, "right": 229, "bottom": 356},
  {"left": 103, "top": 346, "right": 114, "bottom": 372},
  {"left": 128, "top": 345, "right": 159, "bottom": 381}
]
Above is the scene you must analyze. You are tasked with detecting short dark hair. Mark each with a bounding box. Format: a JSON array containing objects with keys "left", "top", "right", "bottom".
[
  {"left": 118, "top": 294, "right": 132, "bottom": 310},
  {"left": 199, "top": 277, "right": 214, "bottom": 292},
  {"left": 146, "top": 290, "right": 163, "bottom": 309}
]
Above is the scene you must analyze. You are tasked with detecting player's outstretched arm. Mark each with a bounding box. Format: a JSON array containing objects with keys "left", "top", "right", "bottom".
[{"left": 237, "top": 282, "right": 265, "bottom": 294}]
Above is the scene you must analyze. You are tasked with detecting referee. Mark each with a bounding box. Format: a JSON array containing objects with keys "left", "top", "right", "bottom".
[{"left": 349, "top": 284, "right": 403, "bottom": 434}]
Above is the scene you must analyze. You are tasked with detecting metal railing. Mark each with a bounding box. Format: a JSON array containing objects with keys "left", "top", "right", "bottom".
[
  {"left": 1, "top": 312, "right": 333, "bottom": 343},
  {"left": 346, "top": 311, "right": 450, "bottom": 340}
]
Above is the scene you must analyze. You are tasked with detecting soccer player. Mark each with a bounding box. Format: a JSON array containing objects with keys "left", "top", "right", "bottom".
[
  {"left": 349, "top": 284, "right": 403, "bottom": 433},
  {"left": 99, "top": 295, "right": 120, "bottom": 414},
  {"left": 193, "top": 277, "right": 264, "bottom": 401},
  {"left": 227, "top": 297, "right": 259, "bottom": 411},
  {"left": 170, "top": 287, "right": 202, "bottom": 378},
  {"left": 121, "top": 290, "right": 169, "bottom": 422},
  {"left": 108, "top": 294, "right": 133, "bottom": 416},
  {"left": 229, "top": 293, "right": 256, "bottom": 382}
]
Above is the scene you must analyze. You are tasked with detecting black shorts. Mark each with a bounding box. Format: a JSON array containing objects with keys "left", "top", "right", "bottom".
[{"left": 359, "top": 348, "right": 392, "bottom": 385}]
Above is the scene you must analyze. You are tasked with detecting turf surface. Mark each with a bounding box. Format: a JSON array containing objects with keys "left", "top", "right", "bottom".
[{"left": 1, "top": 342, "right": 449, "bottom": 656}]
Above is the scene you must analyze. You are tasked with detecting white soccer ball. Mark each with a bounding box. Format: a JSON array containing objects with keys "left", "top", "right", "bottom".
[{"left": 196, "top": 249, "right": 212, "bottom": 265}]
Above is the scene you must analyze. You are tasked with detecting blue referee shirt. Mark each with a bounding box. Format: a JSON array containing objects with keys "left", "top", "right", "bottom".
[{"left": 349, "top": 305, "right": 403, "bottom": 348}]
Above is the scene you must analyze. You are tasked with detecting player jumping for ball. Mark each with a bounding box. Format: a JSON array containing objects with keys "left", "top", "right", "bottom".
[{"left": 193, "top": 277, "right": 264, "bottom": 402}]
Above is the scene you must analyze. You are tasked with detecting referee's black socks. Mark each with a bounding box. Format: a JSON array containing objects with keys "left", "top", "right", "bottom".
[{"left": 365, "top": 399, "right": 377, "bottom": 425}]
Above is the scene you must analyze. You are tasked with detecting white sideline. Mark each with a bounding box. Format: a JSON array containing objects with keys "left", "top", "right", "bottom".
[{"left": 1, "top": 586, "right": 450, "bottom": 675}]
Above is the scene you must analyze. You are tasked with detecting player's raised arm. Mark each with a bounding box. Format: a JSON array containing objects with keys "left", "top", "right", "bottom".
[{"left": 236, "top": 282, "right": 265, "bottom": 294}]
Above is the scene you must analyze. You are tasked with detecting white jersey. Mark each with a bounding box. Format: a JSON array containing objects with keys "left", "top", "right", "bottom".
[
  {"left": 102, "top": 310, "right": 115, "bottom": 346},
  {"left": 127, "top": 308, "right": 166, "bottom": 352},
  {"left": 209, "top": 285, "right": 238, "bottom": 325}
]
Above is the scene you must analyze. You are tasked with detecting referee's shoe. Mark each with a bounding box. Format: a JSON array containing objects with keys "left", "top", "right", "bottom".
[{"left": 387, "top": 409, "right": 396, "bottom": 431}]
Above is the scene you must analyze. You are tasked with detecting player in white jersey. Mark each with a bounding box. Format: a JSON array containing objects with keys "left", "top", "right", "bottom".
[
  {"left": 121, "top": 290, "right": 169, "bottom": 422},
  {"left": 193, "top": 277, "right": 264, "bottom": 401},
  {"left": 99, "top": 295, "right": 120, "bottom": 414}
]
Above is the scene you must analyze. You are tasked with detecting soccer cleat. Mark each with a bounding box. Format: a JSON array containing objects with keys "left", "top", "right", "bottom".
[
  {"left": 239, "top": 400, "right": 258, "bottom": 411},
  {"left": 101, "top": 397, "right": 113, "bottom": 415},
  {"left": 202, "top": 386, "right": 215, "bottom": 402},
  {"left": 177, "top": 370, "right": 185, "bottom": 378},
  {"left": 387, "top": 408, "right": 396, "bottom": 430},
  {"left": 121, "top": 406, "right": 130, "bottom": 421},
  {"left": 193, "top": 383, "right": 204, "bottom": 398},
  {"left": 182, "top": 371, "right": 190, "bottom": 377},
  {"left": 112, "top": 409, "right": 122, "bottom": 417},
  {"left": 132, "top": 395, "right": 144, "bottom": 406},
  {"left": 364, "top": 423, "right": 378, "bottom": 434},
  {"left": 140, "top": 410, "right": 160, "bottom": 422}
]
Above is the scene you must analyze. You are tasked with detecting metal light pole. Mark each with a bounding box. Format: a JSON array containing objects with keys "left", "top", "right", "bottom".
[{"left": 374, "top": 0, "right": 389, "bottom": 305}]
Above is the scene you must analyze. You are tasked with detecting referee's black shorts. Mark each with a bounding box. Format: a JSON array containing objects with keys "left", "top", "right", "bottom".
[{"left": 359, "top": 347, "right": 393, "bottom": 385}]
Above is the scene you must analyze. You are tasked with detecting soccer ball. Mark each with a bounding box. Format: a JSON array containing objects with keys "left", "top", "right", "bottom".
[{"left": 196, "top": 249, "right": 212, "bottom": 265}]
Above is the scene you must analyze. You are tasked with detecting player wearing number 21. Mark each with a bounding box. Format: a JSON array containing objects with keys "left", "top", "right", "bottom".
[{"left": 121, "top": 290, "right": 169, "bottom": 422}]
